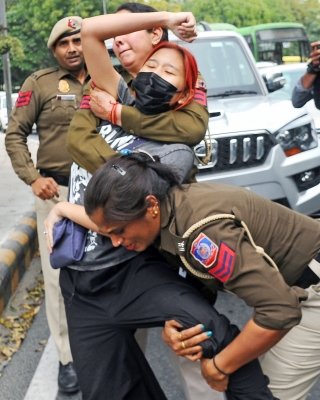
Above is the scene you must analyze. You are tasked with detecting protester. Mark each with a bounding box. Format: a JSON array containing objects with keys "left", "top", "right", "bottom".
[
  {"left": 292, "top": 41, "right": 320, "bottom": 109},
  {"left": 62, "top": 151, "right": 319, "bottom": 400},
  {"left": 5, "top": 16, "right": 90, "bottom": 394},
  {"left": 43, "top": 10, "right": 277, "bottom": 400},
  {"left": 64, "top": 5, "right": 221, "bottom": 400}
]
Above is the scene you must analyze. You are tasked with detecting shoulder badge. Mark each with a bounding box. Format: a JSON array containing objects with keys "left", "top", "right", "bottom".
[
  {"left": 194, "top": 79, "right": 207, "bottom": 106},
  {"left": 196, "top": 78, "right": 206, "bottom": 90},
  {"left": 191, "top": 233, "right": 218, "bottom": 268},
  {"left": 58, "top": 79, "right": 70, "bottom": 93},
  {"left": 194, "top": 89, "right": 207, "bottom": 106},
  {"left": 79, "top": 95, "right": 91, "bottom": 109},
  {"left": 16, "top": 90, "right": 33, "bottom": 107},
  {"left": 207, "top": 241, "right": 235, "bottom": 283}
]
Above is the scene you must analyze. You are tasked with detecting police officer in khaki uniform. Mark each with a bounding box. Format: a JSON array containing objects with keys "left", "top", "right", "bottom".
[
  {"left": 79, "top": 153, "right": 320, "bottom": 400},
  {"left": 5, "top": 16, "right": 90, "bottom": 394}
]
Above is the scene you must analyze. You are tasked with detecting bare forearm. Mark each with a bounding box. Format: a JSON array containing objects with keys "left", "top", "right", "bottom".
[
  {"left": 213, "top": 318, "right": 290, "bottom": 374},
  {"left": 301, "top": 73, "right": 317, "bottom": 89},
  {"left": 55, "top": 202, "right": 98, "bottom": 231},
  {"left": 82, "top": 12, "right": 174, "bottom": 42}
]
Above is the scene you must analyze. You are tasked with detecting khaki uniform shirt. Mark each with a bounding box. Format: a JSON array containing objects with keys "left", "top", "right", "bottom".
[
  {"left": 160, "top": 183, "right": 320, "bottom": 330},
  {"left": 66, "top": 70, "right": 209, "bottom": 179},
  {"left": 5, "top": 66, "right": 90, "bottom": 185}
]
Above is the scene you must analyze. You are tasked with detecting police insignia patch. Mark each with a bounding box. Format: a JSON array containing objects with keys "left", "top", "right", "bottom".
[
  {"left": 194, "top": 89, "right": 207, "bottom": 106},
  {"left": 16, "top": 91, "right": 33, "bottom": 107},
  {"left": 190, "top": 233, "right": 218, "bottom": 268},
  {"left": 196, "top": 79, "right": 206, "bottom": 90},
  {"left": 208, "top": 241, "right": 235, "bottom": 282},
  {"left": 79, "top": 95, "right": 91, "bottom": 109},
  {"left": 58, "top": 80, "right": 70, "bottom": 93},
  {"left": 68, "top": 19, "right": 78, "bottom": 29}
]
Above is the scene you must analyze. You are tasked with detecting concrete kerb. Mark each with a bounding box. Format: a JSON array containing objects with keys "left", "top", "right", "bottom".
[{"left": 0, "top": 208, "right": 38, "bottom": 314}]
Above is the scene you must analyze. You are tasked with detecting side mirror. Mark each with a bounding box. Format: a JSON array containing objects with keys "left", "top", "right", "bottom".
[{"left": 263, "top": 72, "right": 286, "bottom": 93}]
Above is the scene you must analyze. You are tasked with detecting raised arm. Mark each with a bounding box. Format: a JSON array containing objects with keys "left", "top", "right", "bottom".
[{"left": 81, "top": 11, "right": 197, "bottom": 96}]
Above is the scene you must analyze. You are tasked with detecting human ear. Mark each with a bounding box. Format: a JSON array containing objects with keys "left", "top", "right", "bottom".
[
  {"left": 178, "top": 88, "right": 194, "bottom": 105},
  {"left": 146, "top": 195, "right": 159, "bottom": 216},
  {"left": 51, "top": 47, "right": 57, "bottom": 59},
  {"left": 151, "top": 27, "right": 163, "bottom": 47}
]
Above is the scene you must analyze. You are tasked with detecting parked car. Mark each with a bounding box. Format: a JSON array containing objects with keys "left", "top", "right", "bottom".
[
  {"left": 0, "top": 92, "right": 37, "bottom": 134},
  {"left": 0, "top": 92, "right": 18, "bottom": 132},
  {"left": 107, "top": 31, "right": 320, "bottom": 215},
  {"left": 258, "top": 62, "right": 320, "bottom": 133}
]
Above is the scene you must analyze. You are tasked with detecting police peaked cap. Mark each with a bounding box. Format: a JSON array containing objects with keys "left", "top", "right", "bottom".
[{"left": 47, "top": 16, "right": 82, "bottom": 49}]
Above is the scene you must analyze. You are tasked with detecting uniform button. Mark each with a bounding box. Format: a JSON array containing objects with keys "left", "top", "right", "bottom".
[{"left": 129, "top": 129, "right": 135, "bottom": 134}]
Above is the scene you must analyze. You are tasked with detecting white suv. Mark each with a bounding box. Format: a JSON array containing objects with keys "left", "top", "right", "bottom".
[
  {"left": 172, "top": 31, "right": 320, "bottom": 215},
  {"left": 107, "top": 31, "right": 320, "bottom": 215}
]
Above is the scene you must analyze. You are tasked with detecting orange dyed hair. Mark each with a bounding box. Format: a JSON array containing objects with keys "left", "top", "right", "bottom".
[{"left": 144, "top": 41, "right": 198, "bottom": 111}]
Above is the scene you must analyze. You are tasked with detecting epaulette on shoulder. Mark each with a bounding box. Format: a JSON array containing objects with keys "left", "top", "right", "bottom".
[{"left": 30, "top": 66, "right": 59, "bottom": 80}]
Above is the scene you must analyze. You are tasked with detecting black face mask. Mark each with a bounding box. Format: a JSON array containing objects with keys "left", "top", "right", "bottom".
[{"left": 131, "top": 72, "right": 179, "bottom": 115}]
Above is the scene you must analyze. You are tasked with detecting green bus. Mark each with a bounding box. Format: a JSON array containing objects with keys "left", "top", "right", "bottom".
[{"left": 237, "top": 22, "right": 310, "bottom": 64}]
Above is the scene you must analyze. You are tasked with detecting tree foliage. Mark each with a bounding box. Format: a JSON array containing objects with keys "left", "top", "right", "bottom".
[{"left": 1, "top": 0, "right": 320, "bottom": 88}]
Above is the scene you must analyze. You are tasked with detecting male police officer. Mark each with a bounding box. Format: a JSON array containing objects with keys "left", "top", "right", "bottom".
[{"left": 5, "top": 16, "right": 90, "bottom": 394}]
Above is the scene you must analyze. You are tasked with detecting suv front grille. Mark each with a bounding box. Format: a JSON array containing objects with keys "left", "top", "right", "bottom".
[{"left": 195, "top": 132, "right": 276, "bottom": 172}]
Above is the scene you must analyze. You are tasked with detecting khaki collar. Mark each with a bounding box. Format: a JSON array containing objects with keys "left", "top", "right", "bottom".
[
  {"left": 160, "top": 196, "right": 188, "bottom": 256},
  {"left": 57, "top": 66, "right": 90, "bottom": 82}
]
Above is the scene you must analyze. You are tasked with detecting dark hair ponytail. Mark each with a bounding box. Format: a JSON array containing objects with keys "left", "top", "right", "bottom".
[{"left": 84, "top": 152, "right": 182, "bottom": 224}]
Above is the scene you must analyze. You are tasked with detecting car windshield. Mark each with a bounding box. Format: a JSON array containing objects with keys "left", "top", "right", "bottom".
[{"left": 179, "top": 37, "right": 263, "bottom": 97}]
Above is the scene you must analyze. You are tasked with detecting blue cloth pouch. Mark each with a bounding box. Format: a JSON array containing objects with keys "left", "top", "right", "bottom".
[{"left": 50, "top": 218, "right": 88, "bottom": 269}]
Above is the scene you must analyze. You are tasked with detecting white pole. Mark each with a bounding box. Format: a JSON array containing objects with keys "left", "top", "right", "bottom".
[{"left": 0, "top": 0, "right": 13, "bottom": 117}]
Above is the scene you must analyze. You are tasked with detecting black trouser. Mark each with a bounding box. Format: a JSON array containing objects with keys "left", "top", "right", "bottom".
[{"left": 60, "top": 248, "right": 277, "bottom": 400}]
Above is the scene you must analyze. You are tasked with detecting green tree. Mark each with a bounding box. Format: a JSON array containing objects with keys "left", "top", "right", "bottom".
[
  {"left": 2, "top": 0, "right": 179, "bottom": 88},
  {"left": 182, "top": 0, "right": 308, "bottom": 27},
  {"left": 3, "top": 0, "right": 105, "bottom": 87}
]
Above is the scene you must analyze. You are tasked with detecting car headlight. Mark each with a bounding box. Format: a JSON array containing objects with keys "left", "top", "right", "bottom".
[{"left": 274, "top": 116, "right": 318, "bottom": 156}]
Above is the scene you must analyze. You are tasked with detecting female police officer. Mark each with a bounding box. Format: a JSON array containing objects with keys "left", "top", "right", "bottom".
[{"left": 76, "top": 152, "right": 320, "bottom": 400}]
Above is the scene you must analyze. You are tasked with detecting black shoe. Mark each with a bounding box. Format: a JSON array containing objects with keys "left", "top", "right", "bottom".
[{"left": 58, "top": 362, "right": 80, "bottom": 394}]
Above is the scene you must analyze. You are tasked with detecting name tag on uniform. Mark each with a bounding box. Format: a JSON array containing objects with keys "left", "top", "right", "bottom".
[{"left": 56, "top": 94, "right": 76, "bottom": 101}]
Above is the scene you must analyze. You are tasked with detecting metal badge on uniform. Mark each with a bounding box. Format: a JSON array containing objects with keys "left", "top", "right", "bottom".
[
  {"left": 68, "top": 18, "right": 78, "bottom": 29},
  {"left": 58, "top": 80, "right": 70, "bottom": 93},
  {"left": 56, "top": 94, "right": 76, "bottom": 101},
  {"left": 207, "top": 241, "right": 235, "bottom": 283},
  {"left": 196, "top": 78, "right": 206, "bottom": 90},
  {"left": 190, "top": 232, "right": 218, "bottom": 268}
]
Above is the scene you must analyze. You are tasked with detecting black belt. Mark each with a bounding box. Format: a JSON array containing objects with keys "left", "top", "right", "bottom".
[
  {"left": 294, "top": 252, "right": 320, "bottom": 289},
  {"left": 39, "top": 169, "right": 69, "bottom": 187}
]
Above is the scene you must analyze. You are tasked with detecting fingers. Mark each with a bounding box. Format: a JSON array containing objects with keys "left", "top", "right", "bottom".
[
  {"left": 43, "top": 220, "right": 53, "bottom": 254},
  {"left": 179, "top": 330, "right": 212, "bottom": 348},
  {"left": 165, "top": 320, "right": 184, "bottom": 329},
  {"left": 163, "top": 321, "right": 212, "bottom": 358},
  {"left": 31, "top": 177, "right": 60, "bottom": 200}
]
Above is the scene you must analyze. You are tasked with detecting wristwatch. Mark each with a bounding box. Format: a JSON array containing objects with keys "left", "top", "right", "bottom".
[{"left": 307, "top": 62, "right": 320, "bottom": 75}]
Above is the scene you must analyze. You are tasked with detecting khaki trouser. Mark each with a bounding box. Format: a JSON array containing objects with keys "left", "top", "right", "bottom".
[
  {"left": 35, "top": 186, "right": 72, "bottom": 365},
  {"left": 167, "top": 347, "right": 225, "bottom": 400},
  {"left": 260, "top": 283, "right": 320, "bottom": 400}
]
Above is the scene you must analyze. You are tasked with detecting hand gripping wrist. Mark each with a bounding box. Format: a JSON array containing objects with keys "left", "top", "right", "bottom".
[{"left": 213, "top": 356, "right": 230, "bottom": 377}]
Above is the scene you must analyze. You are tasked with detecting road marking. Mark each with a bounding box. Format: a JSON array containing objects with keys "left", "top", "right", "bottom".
[{"left": 24, "top": 335, "right": 58, "bottom": 400}]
